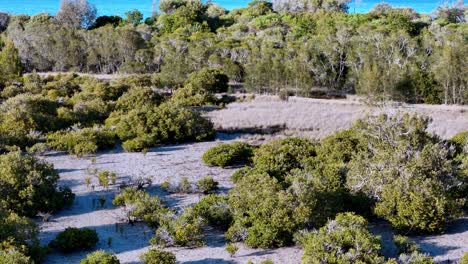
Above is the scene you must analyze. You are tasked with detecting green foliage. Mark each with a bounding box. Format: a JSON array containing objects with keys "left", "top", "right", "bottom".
[
  {"left": 0, "top": 40, "right": 22, "bottom": 84},
  {"left": 202, "top": 142, "right": 254, "bottom": 168},
  {"left": 186, "top": 67, "right": 229, "bottom": 94},
  {"left": 225, "top": 243, "right": 239, "bottom": 257},
  {"left": 0, "top": 151, "right": 74, "bottom": 216},
  {"left": 299, "top": 213, "right": 384, "bottom": 264},
  {"left": 227, "top": 173, "right": 307, "bottom": 248},
  {"left": 0, "top": 249, "right": 31, "bottom": 264},
  {"left": 109, "top": 102, "right": 215, "bottom": 152},
  {"left": 49, "top": 227, "right": 99, "bottom": 253},
  {"left": 192, "top": 194, "right": 232, "bottom": 228},
  {"left": 140, "top": 249, "right": 176, "bottom": 264},
  {"left": 252, "top": 137, "right": 316, "bottom": 181},
  {"left": 347, "top": 114, "right": 461, "bottom": 234},
  {"left": 459, "top": 252, "right": 468, "bottom": 264},
  {"left": 393, "top": 235, "right": 420, "bottom": 255},
  {"left": 113, "top": 188, "right": 168, "bottom": 227},
  {"left": 196, "top": 176, "right": 219, "bottom": 194},
  {"left": 152, "top": 208, "right": 205, "bottom": 247},
  {"left": 0, "top": 208, "right": 38, "bottom": 252},
  {"left": 47, "top": 127, "right": 117, "bottom": 156},
  {"left": 80, "top": 250, "right": 120, "bottom": 264}
]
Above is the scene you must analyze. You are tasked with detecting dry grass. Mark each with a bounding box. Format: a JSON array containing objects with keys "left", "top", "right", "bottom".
[{"left": 206, "top": 95, "right": 468, "bottom": 139}]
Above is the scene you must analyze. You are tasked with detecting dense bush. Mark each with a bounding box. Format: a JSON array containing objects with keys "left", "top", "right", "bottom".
[
  {"left": 347, "top": 114, "right": 462, "bottom": 234},
  {"left": 0, "top": 151, "right": 74, "bottom": 216},
  {"left": 49, "top": 227, "right": 99, "bottom": 253},
  {"left": 227, "top": 172, "right": 306, "bottom": 248},
  {"left": 202, "top": 141, "right": 254, "bottom": 167},
  {"left": 140, "top": 249, "right": 176, "bottom": 264},
  {"left": 152, "top": 208, "right": 205, "bottom": 247},
  {"left": 0, "top": 208, "right": 38, "bottom": 252},
  {"left": 80, "top": 250, "right": 120, "bottom": 264},
  {"left": 252, "top": 137, "right": 316, "bottom": 180},
  {"left": 47, "top": 126, "right": 117, "bottom": 156},
  {"left": 196, "top": 176, "right": 219, "bottom": 194},
  {"left": 298, "top": 213, "right": 384, "bottom": 264},
  {"left": 192, "top": 194, "right": 232, "bottom": 228},
  {"left": 0, "top": 249, "right": 31, "bottom": 264},
  {"left": 108, "top": 102, "right": 215, "bottom": 152},
  {"left": 186, "top": 67, "right": 229, "bottom": 94},
  {"left": 113, "top": 188, "right": 169, "bottom": 227}
]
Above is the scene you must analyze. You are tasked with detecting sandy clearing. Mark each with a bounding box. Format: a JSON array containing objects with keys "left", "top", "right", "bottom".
[
  {"left": 206, "top": 96, "right": 468, "bottom": 139},
  {"left": 38, "top": 136, "right": 302, "bottom": 264},
  {"left": 38, "top": 136, "right": 468, "bottom": 264}
]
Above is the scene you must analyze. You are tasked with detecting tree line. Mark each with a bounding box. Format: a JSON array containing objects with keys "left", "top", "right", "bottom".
[{"left": 0, "top": 0, "right": 466, "bottom": 104}]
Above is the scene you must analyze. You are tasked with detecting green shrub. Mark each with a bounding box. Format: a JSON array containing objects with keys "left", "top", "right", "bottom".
[
  {"left": 140, "top": 249, "right": 176, "bottom": 264},
  {"left": 49, "top": 227, "right": 99, "bottom": 253},
  {"left": 0, "top": 249, "right": 31, "bottom": 264},
  {"left": 227, "top": 173, "right": 306, "bottom": 248},
  {"left": 393, "top": 235, "right": 420, "bottom": 255},
  {"left": 397, "top": 252, "right": 434, "bottom": 264},
  {"left": 113, "top": 188, "right": 168, "bottom": 227},
  {"left": 449, "top": 130, "right": 468, "bottom": 156},
  {"left": 347, "top": 114, "right": 462, "bottom": 234},
  {"left": 192, "top": 194, "right": 232, "bottom": 228},
  {"left": 299, "top": 213, "right": 384, "bottom": 264},
  {"left": 109, "top": 103, "right": 215, "bottom": 152},
  {"left": 186, "top": 67, "right": 229, "bottom": 94},
  {"left": 0, "top": 208, "right": 39, "bottom": 251},
  {"left": 80, "top": 250, "right": 120, "bottom": 264},
  {"left": 171, "top": 83, "right": 216, "bottom": 107},
  {"left": 202, "top": 142, "right": 254, "bottom": 168},
  {"left": 47, "top": 127, "right": 117, "bottom": 156},
  {"left": 152, "top": 208, "right": 205, "bottom": 247},
  {"left": 196, "top": 176, "right": 219, "bottom": 194},
  {"left": 0, "top": 151, "right": 74, "bottom": 216},
  {"left": 225, "top": 243, "right": 239, "bottom": 257},
  {"left": 253, "top": 137, "right": 316, "bottom": 181},
  {"left": 459, "top": 252, "right": 468, "bottom": 264}
]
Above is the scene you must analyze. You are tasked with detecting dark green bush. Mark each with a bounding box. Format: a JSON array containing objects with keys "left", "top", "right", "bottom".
[
  {"left": 192, "top": 194, "right": 232, "bottom": 228},
  {"left": 152, "top": 208, "right": 205, "bottom": 247},
  {"left": 347, "top": 114, "right": 461, "bottom": 234},
  {"left": 227, "top": 173, "right": 306, "bottom": 248},
  {"left": 140, "top": 249, "right": 176, "bottom": 264},
  {"left": 252, "top": 137, "right": 316, "bottom": 181},
  {"left": 113, "top": 188, "right": 169, "bottom": 227},
  {"left": 49, "top": 227, "right": 99, "bottom": 253},
  {"left": 299, "top": 213, "right": 384, "bottom": 264},
  {"left": 109, "top": 102, "right": 215, "bottom": 152},
  {"left": 47, "top": 126, "right": 117, "bottom": 156},
  {"left": 196, "top": 176, "right": 219, "bottom": 194},
  {"left": 80, "top": 250, "right": 120, "bottom": 264},
  {"left": 202, "top": 141, "right": 254, "bottom": 168},
  {"left": 186, "top": 67, "right": 229, "bottom": 94},
  {"left": 0, "top": 151, "right": 74, "bottom": 216}
]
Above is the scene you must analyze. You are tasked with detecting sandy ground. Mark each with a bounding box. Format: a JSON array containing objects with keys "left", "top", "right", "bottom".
[
  {"left": 39, "top": 137, "right": 303, "bottom": 264},
  {"left": 38, "top": 137, "right": 468, "bottom": 264},
  {"left": 36, "top": 97, "right": 468, "bottom": 264},
  {"left": 206, "top": 95, "right": 468, "bottom": 140}
]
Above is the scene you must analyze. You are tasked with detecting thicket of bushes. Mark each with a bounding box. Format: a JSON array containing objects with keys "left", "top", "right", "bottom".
[
  {"left": 0, "top": 70, "right": 220, "bottom": 154},
  {"left": 140, "top": 249, "right": 176, "bottom": 264},
  {"left": 49, "top": 227, "right": 99, "bottom": 253}
]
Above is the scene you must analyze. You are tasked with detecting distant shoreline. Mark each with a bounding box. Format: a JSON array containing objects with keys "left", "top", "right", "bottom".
[{"left": 0, "top": 0, "right": 440, "bottom": 18}]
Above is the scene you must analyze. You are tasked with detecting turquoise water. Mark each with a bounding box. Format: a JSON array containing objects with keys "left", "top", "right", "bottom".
[{"left": 0, "top": 0, "right": 441, "bottom": 18}]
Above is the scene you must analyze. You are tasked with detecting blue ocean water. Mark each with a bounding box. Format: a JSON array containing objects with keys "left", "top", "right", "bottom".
[{"left": 0, "top": 0, "right": 442, "bottom": 18}]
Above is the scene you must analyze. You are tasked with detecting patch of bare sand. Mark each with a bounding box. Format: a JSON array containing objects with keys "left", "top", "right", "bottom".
[{"left": 206, "top": 95, "right": 468, "bottom": 139}]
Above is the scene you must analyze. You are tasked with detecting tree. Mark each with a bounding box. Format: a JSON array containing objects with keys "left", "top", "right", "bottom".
[
  {"left": 0, "top": 12, "right": 10, "bottom": 32},
  {"left": 56, "top": 0, "right": 97, "bottom": 29},
  {"left": 0, "top": 40, "right": 22, "bottom": 82},
  {"left": 125, "top": 10, "right": 143, "bottom": 26}
]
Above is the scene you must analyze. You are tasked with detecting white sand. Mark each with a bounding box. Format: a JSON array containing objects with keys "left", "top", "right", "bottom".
[{"left": 38, "top": 97, "right": 468, "bottom": 263}]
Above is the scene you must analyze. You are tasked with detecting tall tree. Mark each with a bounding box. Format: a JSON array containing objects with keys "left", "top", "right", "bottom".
[{"left": 56, "top": 0, "right": 97, "bottom": 29}]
